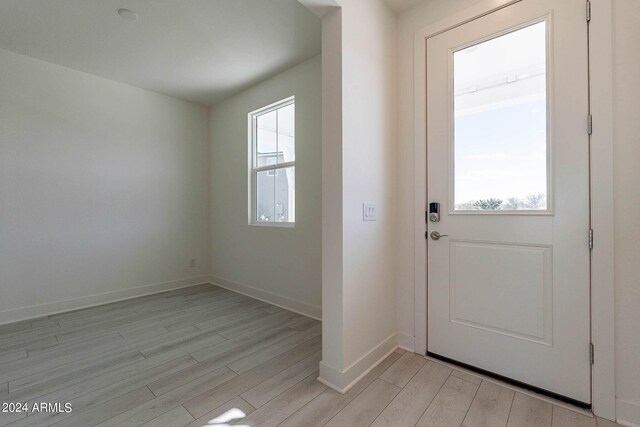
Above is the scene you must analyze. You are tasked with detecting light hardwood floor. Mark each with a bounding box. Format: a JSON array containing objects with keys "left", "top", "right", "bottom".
[{"left": 0, "top": 284, "right": 622, "bottom": 427}]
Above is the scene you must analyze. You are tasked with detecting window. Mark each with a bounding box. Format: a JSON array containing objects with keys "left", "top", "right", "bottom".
[
  {"left": 249, "top": 97, "right": 295, "bottom": 225},
  {"left": 453, "top": 21, "right": 549, "bottom": 212}
]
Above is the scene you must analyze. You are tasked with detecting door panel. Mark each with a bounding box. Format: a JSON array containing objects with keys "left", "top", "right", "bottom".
[
  {"left": 427, "top": 0, "right": 590, "bottom": 403},
  {"left": 449, "top": 240, "right": 553, "bottom": 345}
]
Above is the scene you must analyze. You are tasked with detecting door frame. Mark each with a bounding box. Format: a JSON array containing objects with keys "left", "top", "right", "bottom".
[{"left": 412, "top": 0, "right": 615, "bottom": 420}]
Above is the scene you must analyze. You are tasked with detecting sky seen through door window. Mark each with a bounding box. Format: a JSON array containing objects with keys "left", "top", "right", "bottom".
[{"left": 454, "top": 21, "right": 548, "bottom": 211}]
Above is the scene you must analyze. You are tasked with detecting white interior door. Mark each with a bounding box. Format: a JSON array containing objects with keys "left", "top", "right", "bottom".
[{"left": 426, "top": 0, "right": 591, "bottom": 403}]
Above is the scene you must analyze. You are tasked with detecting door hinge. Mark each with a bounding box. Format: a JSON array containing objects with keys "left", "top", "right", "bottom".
[
  {"left": 587, "top": 114, "right": 593, "bottom": 135},
  {"left": 589, "top": 228, "right": 594, "bottom": 250},
  {"left": 590, "top": 343, "right": 595, "bottom": 364},
  {"left": 586, "top": 1, "right": 592, "bottom": 22}
]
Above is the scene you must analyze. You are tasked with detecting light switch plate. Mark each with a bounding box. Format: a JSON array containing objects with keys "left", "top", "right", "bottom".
[{"left": 363, "top": 203, "right": 377, "bottom": 221}]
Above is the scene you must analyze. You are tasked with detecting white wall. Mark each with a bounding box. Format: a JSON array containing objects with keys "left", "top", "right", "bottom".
[
  {"left": 396, "top": 0, "right": 640, "bottom": 424},
  {"left": 0, "top": 48, "right": 211, "bottom": 324},
  {"left": 613, "top": 0, "right": 640, "bottom": 424},
  {"left": 208, "top": 55, "right": 322, "bottom": 319},
  {"left": 319, "top": 5, "right": 345, "bottom": 375},
  {"left": 318, "top": 0, "right": 398, "bottom": 391},
  {"left": 341, "top": 0, "right": 398, "bottom": 379}
]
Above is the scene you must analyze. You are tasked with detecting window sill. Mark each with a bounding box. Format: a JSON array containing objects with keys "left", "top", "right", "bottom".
[{"left": 249, "top": 222, "right": 295, "bottom": 228}]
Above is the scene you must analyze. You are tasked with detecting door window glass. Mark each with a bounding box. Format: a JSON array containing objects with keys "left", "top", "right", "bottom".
[{"left": 453, "top": 22, "right": 548, "bottom": 211}]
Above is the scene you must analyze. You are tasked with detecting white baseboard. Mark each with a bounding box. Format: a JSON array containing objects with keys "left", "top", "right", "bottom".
[
  {"left": 209, "top": 275, "right": 322, "bottom": 320},
  {"left": 318, "top": 332, "right": 398, "bottom": 393},
  {"left": 617, "top": 399, "right": 640, "bottom": 427},
  {"left": 397, "top": 332, "right": 415, "bottom": 352},
  {"left": 0, "top": 275, "right": 211, "bottom": 325}
]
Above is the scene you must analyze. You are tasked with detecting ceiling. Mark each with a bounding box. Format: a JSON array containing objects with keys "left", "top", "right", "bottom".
[
  {"left": 382, "top": 0, "right": 426, "bottom": 13},
  {"left": 0, "top": 0, "right": 321, "bottom": 106}
]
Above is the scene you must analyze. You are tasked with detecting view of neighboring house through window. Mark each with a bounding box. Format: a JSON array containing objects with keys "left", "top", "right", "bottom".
[{"left": 249, "top": 97, "right": 295, "bottom": 224}]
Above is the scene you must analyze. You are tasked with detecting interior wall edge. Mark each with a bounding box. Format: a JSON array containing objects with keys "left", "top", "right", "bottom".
[
  {"left": 396, "top": 331, "right": 415, "bottom": 352},
  {"left": 0, "top": 275, "right": 211, "bottom": 326},
  {"left": 318, "top": 332, "right": 398, "bottom": 393},
  {"left": 209, "top": 275, "right": 322, "bottom": 320},
  {"left": 616, "top": 399, "right": 640, "bottom": 427}
]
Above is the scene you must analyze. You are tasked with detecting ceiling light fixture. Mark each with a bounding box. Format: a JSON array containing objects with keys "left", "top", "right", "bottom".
[{"left": 117, "top": 8, "right": 138, "bottom": 21}]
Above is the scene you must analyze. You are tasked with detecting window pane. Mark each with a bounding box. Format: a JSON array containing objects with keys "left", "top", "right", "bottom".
[
  {"left": 453, "top": 22, "right": 548, "bottom": 211},
  {"left": 256, "top": 110, "right": 277, "bottom": 168},
  {"left": 256, "top": 170, "right": 275, "bottom": 222},
  {"left": 277, "top": 103, "right": 295, "bottom": 164},
  {"left": 275, "top": 166, "right": 295, "bottom": 222}
]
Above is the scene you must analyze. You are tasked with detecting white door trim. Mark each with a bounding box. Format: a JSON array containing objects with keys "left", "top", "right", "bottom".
[
  {"left": 412, "top": 0, "right": 616, "bottom": 420},
  {"left": 585, "top": 0, "right": 616, "bottom": 420}
]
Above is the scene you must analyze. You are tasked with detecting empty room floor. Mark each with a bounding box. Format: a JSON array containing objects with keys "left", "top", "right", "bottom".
[{"left": 0, "top": 284, "right": 620, "bottom": 427}]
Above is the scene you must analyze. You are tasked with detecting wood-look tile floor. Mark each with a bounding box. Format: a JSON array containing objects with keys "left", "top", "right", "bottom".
[{"left": 0, "top": 284, "right": 621, "bottom": 427}]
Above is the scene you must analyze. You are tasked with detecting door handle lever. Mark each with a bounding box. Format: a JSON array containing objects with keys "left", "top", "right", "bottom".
[{"left": 430, "top": 231, "right": 449, "bottom": 241}]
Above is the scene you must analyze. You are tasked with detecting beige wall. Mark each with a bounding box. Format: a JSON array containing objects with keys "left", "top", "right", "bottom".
[
  {"left": 613, "top": 0, "right": 640, "bottom": 423},
  {"left": 396, "top": 0, "right": 640, "bottom": 424},
  {"left": 209, "top": 55, "right": 322, "bottom": 318},
  {"left": 0, "top": 48, "right": 211, "bottom": 323}
]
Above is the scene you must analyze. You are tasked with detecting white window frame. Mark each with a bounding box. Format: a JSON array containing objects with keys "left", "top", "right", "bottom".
[{"left": 248, "top": 96, "right": 295, "bottom": 227}]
